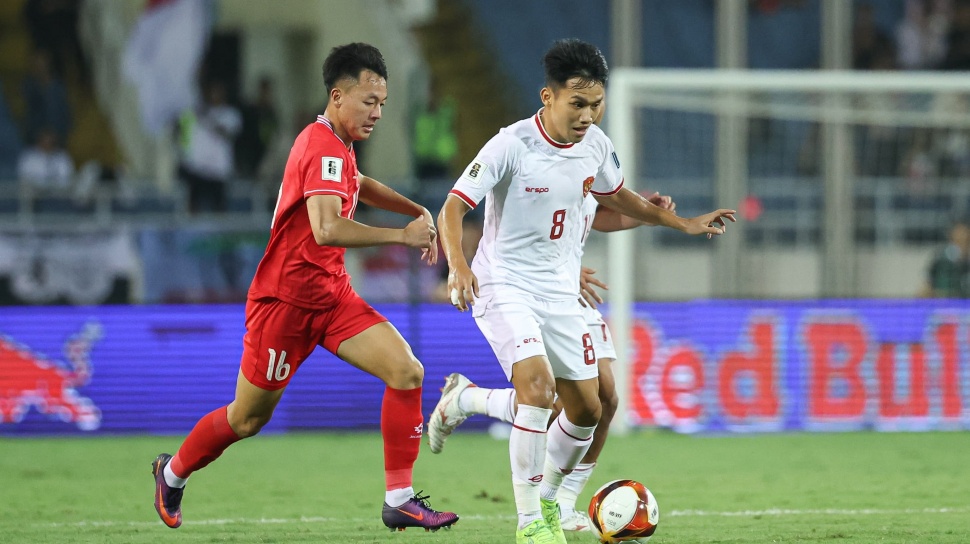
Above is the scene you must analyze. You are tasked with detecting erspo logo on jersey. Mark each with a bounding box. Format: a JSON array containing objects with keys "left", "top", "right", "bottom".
[
  {"left": 0, "top": 322, "right": 102, "bottom": 431},
  {"left": 461, "top": 161, "right": 487, "bottom": 186},
  {"left": 525, "top": 187, "right": 549, "bottom": 193}
]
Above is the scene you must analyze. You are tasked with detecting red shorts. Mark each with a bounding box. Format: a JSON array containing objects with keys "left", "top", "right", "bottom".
[{"left": 240, "top": 287, "right": 387, "bottom": 390}]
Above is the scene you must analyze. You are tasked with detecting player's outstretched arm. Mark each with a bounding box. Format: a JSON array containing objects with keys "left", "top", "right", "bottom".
[
  {"left": 595, "top": 188, "right": 736, "bottom": 237},
  {"left": 307, "top": 194, "right": 436, "bottom": 258},
  {"left": 592, "top": 190, "right": 675, "bottom": 232},
  {"left": 358, "top": 174, "right": 438, "bottom": 263},
  {"left": 438, "top": 195, "right": 479, "bottom": 312}
]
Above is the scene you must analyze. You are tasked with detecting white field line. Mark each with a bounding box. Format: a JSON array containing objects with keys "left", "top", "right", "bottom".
[{"left": 34, "top": 507, "right": 970, "bottom": 529}]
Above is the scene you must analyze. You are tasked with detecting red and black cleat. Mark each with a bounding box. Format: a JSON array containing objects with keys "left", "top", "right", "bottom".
[
  {"left": 151, "top": 453, "right": 184, "bottom": 529},
  {"left": 381, "top": 492, "right": 459, "bottom": 532}
]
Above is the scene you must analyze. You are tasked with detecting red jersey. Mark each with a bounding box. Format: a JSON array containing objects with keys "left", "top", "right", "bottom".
[{"left": 248, "top": 115, "right": 360, "bottom": 309}]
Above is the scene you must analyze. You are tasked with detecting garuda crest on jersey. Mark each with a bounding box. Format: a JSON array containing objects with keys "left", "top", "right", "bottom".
[{"left": 582, "top": 176, "right": 595, "bottom": 197}]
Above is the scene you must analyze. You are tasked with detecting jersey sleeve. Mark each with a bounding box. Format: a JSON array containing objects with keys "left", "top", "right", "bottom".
[
  {"left": 449, "top": 132, "right": 518, "bottom": 208},
  {"left": 302, "top": 133, "right": 351, "bottom": 201},
  {"left": 590, "top": 130, "right": 624, "bottom": 196}
]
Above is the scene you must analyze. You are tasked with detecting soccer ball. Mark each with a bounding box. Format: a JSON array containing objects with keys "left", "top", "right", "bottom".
[{"left": 587, "top": 479, "right": 659, "bottom": 543}]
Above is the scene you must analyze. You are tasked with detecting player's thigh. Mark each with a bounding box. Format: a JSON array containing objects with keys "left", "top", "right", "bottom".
[
  {"left": 543, "top": 301, "right": 599, "bottom": 382},
  {"left": 596, "top": 358, "right": 619, "bottom": 416},
  {"left": 472, "top": 293, "right": 548, "bottom": 381},
  {"left": 335, "top": 321, "right": 423, "bottom": 389},
  {"left": 586, "top": 305, "right": 617, "bottom": 363},
  {"left": 240, "top": 298, "right": 319, "bottom": 390},
  {"left": 319, "top": 288, "right": 389, "bottom": 355},
  {"left": 228, "top": 368, "right": 286, "bottom": 437}
]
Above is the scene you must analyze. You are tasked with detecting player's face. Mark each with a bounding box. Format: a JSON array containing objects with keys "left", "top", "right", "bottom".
[
  {"left": 541, "top": 78, "right": 605, "bottom": 144},
  {"left": 333, "top": 69, "right": 387, "bottom": 141}
]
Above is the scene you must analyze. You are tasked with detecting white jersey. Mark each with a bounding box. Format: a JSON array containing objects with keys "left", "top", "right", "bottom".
[
  {"left": 450, "top": 110, "right": 624, "bottom": 300},
  {"left": 567, "top": 194, "right": 600, "bottom": 286}
]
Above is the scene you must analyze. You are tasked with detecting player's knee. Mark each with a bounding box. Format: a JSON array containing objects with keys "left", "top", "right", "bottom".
[
  {"left": 568, "top": 395, "right": 602, "bottom": 427},
  {"left": 599, "top": 390, "right": 619, "bottom": 423},
  {"left": 232, "top": 414, "right": 272, "bottom": 438},
  {"left": 517, "top": 377, "right": 556, "bottom": 409},
  {"left": 384, "top": 356, "right": 424, "bottom": 389}
]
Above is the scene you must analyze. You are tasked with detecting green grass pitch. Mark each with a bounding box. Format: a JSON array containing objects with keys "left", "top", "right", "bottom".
[{"left": 1, "top": 430, "right": 968, "bottom": 543}]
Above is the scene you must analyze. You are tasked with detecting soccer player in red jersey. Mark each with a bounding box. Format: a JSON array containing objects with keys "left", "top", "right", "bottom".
[{"left": 151, "top": 42, "right": 458, "bottom": 532}]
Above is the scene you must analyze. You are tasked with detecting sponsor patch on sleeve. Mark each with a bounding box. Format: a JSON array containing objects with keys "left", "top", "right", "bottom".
[
  {"left": 611, "top": 152, "right": 620, "bottom": 169},
  {"left": 460, "top": 160, "right": 487, "bottom": 186},
  {"left": 321, "top": 157, "right": 343, "bottom": 182}
]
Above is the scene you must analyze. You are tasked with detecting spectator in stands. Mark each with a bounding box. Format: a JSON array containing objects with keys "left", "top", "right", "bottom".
[
  {"left": 930, "top": 93, "right": 970, "bottom": 178},
  {"left": 17, "top": 127, "right": 74, "bottom": 191},
  {"left": 23, "top": 0, "right": 85, "bottom": 81},
  {"left": 923, "top": 219, "right": 970, "bottom": 297},
  {"left": 942, "top": 0, "right": 970, "bottom": 69},
  {"left": 857, "top": 44, "right": 909, "bottom": 178},
  {"left": 0, "top": 81, "right": 22, "bottom": 181},
  {"left": 236, "top": 76, "right": 280, "bottom": 179},
  {"left": 853, "top": 2, "right": 896, "bottom": 70},
  {"left": 897, "top": 0, "right": 951, "bottom": 70},
  {"left": 411, "top": 76, "right": 458, "bottom": 182},
  {"left": 177, "top": 80, "right": 242, "bottom": 213},
  {"left": 22, "top": 50, "right": 72, "bottom": 148}
]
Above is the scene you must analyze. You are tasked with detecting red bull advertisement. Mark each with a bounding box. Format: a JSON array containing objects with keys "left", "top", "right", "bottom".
[
  {"left": 626, "top": 300, "right": 970, "bottom": 433},
  {"left": 1, "top": 301, "right": 968, "bottom": 435},
  {"left": 0, "top": 323, "right": 101, "bottom": 430}
]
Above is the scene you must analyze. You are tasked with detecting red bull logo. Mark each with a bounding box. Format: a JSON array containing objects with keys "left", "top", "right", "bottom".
[{"left": 0, "top": 322, "right": 102, "bottom": 431}]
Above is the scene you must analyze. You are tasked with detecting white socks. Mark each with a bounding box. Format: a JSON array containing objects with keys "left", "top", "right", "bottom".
[
  {"left": 458, "top": 387, "right": 516, "bottom": 423},
  {"left": 539, "top": 413, "right": 596, "bottom": 500},
  {"left": 385, "top": 486, "right": 414, "bottom": 508},
  {"left": 461, "top": 387, "right": 600, "bottom": 522},
  {"left": 557, "top": 462, "right": 595, "bottom": 513},
  {"left": 510, "top": 404, "right": 552, "bottom": 528},
  {"left": 163, "top": 462, "right": 188, "bottom": 489}
]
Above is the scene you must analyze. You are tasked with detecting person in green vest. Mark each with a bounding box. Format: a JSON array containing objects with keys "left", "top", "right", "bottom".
[
  {"left": 923, "top": 219, "right": 970, "bottom": 297},
  {"left": 412, "top": 77, "right": 458, "bottom": 181}
]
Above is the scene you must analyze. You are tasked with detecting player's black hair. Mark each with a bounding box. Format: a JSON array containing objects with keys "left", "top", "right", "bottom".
[
  {"left": 542, "top": 38, "right": 609, "bottom": 90},
  {"left": 322, "top": 42, "right": 388, "bottom": 91}
]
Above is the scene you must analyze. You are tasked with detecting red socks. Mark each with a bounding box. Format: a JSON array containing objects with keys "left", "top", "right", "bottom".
[
  {"left": 381, "top": 386, "right": 423, "bottom": 491},
  {"left": 170, "top": 390, "right": 422, "bottom": 490},
  {"left": 170, "top": 406, "right": 242, "bottom": 478}
]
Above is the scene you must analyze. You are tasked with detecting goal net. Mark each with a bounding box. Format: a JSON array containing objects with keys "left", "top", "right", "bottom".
[{"left": 601, "top": 69, "right": 970, "bottom": 433}]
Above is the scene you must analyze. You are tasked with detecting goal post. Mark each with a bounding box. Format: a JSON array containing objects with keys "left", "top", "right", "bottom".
[{"left": 604, "top": 68, "right": 970, "bottom": 434}]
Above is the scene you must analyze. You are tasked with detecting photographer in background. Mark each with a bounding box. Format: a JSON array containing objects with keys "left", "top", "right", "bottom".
[{"left": 923, "top": 219, "right": 970, "bottom": 297}]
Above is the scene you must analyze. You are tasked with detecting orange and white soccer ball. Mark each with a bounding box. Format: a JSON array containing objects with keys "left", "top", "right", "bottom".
[{"left": 587, "top": 479, "right": 659, "bottom": 543}]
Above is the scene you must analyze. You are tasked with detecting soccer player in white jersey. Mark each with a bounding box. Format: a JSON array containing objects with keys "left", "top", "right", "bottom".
[
  {"left": 435, "top": 39, "right": 735, "bottom": 544},
  {"left": 428, "top": 190, "right": 672, "bottom": 533}
]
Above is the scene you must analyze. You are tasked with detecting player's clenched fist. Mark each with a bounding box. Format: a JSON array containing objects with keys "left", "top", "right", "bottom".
[
  {"left": 403, "top": 216, "right": 437, "bottom": 249},
  {"left": 447, "top": 264, "right": 479, "bottom": 312}
]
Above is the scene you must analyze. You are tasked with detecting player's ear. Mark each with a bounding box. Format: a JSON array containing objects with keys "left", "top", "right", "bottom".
[
  {"left": 539, "top": 87, "right": 552, "bottom": 107},
  {"left": 330, "top": 87, "right": 342, "bottom": 107}
]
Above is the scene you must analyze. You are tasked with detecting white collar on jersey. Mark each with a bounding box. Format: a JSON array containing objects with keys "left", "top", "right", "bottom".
[
  {"left": 316, "top": 115, "right": 352, "bottom": 149},
  {"left": 534, "top": 108, "right": 575, "bottom": 149}
]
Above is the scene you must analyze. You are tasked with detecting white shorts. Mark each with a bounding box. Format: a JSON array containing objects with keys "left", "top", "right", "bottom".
[
  {"left": 473, "top": 288, "right": 599, "bottom": 381},
  {"left": 582, "top": 303, "right": 616, "bottom": 362}
]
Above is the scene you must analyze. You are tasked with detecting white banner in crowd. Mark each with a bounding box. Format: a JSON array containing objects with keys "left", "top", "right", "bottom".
[
  {"left": 122, "top": 0, "right": 211, "bottom": 135},
  {"left": 0, "top": 229, "right": 141, "bottom": 305}
]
